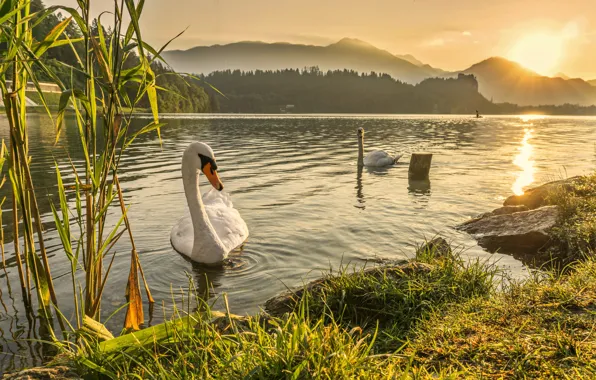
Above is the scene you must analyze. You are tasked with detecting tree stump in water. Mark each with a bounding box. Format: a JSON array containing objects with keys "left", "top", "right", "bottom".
[{"left": 408, "top": 153, "right": 432, "bottom": 180}]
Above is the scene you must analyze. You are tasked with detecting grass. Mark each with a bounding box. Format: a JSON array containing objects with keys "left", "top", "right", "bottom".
[
  {"left": 39, "top": 241, "right": 589, "bottom": 379},
  {"left": 408, "top": 257, "right": 596, "bottom": 378},
  {"left": 545, "top": 173, "right": 596, "bottom": 263}
]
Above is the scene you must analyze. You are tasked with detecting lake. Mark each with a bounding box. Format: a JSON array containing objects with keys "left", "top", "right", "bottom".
[{"left": 1, "top": 114, "right": 595, "bottom": 371}]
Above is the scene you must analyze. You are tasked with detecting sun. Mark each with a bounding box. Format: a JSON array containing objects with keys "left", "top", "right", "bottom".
[{"left": 507, "top": 33, "right": 563, "bottom": 75}]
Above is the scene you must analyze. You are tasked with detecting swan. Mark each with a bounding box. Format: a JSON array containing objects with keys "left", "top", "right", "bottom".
[
  {"left": 357, "top": 127, "right": 402, "bottom": 167},
  {"left": 170, "top": 142, "right": 249, "bottom": 265}
]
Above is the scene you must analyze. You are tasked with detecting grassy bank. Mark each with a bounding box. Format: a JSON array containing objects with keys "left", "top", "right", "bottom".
[
  {"left": 546, "top": 173, "right": 596, "bottom": 263},
  {"left": 42, "top": 240, "right": 594, "bottom": 379}
]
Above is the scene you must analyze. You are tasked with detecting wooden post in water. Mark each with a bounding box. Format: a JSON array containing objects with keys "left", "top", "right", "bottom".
[{"left": 408, "top": 153, "right": 433, "bottom": 180}]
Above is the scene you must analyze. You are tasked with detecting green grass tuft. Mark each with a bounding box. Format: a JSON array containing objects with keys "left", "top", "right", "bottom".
[{"left": 546, "top": 173, "right": 596, "bottom": 263}]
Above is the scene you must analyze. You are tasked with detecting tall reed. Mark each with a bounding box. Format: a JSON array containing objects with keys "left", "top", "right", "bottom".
[
  {"left": 48, "top": 0, "right": 166, "bottom": 331},
  {"left": 0, "top": 0, "right": 73, "bottom": 336},
  {"left": 0, "top": 0, "right": 174, "bottom": 341}
]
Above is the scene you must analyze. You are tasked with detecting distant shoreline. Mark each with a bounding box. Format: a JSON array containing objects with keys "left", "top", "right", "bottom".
[{"left": 3, "top": 108, "right": 596, "bottom": 118}]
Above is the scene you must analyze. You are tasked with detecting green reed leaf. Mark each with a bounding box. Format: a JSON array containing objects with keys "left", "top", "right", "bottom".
[
  {"left": 124, "top": 122, "right": 165, "bottom": 149},
  {"left": 124, "top": 0, "right": 145, "bottom": 46},
  {"left": 90, "top": 35, "right": 113, "bottom": 85},
  {"left": 55, "top": 89, "right": 91, "bottom": 142},
  {"left": 0, "top": 0, "right": 15, "bottom": 19},
  {"left": 50, "top": 202, "right": 73, "bottom": 262},
  {"left": 95, "top": 188, "right": 116, "bottom": 224},
  {"left": 146, "top": 70, "right": 159, "bottom": 125},
  {"left": 28, "top": 250, "right": 51, "bottom": 307},
  {"left": 95, "top": 13, "right": 110, "bottom": 62},
  {"left": 33, "top": 16, "right": 72, "bottom": 57},
  {"left": 98, "top": 207, "right": 129, "bottom": 260},
  {"left": 0, "top": 0, "right": 25, "bottom": 26},
  {"left": 32, "top": 6, "right": 87, "bottom": 35}
]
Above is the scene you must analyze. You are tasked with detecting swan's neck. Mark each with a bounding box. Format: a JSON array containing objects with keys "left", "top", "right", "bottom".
[
  {"left": 357, "top": 135, "right": 364, "bottom": 166},
  {"left": 182, "top": 156, "right": 226, "bottom": 263}
]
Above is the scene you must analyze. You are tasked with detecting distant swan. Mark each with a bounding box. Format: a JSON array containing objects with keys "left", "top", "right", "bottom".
[
  {"left": 170, "top": 142, "right": 249, "bottom": 265},
  {"left": 357, "top": 127, "right": 402, "bottom": 167}
]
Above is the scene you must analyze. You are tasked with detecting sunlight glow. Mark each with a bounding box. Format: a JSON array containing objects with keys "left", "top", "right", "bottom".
[
  {"left": 519, "top": 114, "right": 547, "bottom": 122},
  {"left": 512, "top": 128, "right": 535, "bottom": 196},
  {"left": 507, "top": 33, "right": 563, "bottom": 75}
]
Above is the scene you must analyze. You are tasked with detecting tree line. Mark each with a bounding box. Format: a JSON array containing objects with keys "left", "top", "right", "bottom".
[{"left": 199, "top": 68, "right": 496, "bottom": 114}]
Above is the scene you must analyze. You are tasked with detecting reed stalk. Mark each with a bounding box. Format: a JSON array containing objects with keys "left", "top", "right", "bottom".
[{"left": 0, "top": 1, "right": 179, "bottom": 358}]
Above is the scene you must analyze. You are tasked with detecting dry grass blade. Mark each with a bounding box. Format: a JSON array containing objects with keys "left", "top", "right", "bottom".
[{"left": 124, "top": 249, "right": 144, "bottom": 331}]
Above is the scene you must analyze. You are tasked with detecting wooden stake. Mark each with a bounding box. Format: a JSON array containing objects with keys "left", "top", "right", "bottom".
[{"left": 408, "top": 153, "right": 433, "bottom": 180}]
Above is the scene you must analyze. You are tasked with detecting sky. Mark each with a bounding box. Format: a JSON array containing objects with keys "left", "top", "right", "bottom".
[{"left": 45, "top": 0, "right": 596, "bottom": 78}]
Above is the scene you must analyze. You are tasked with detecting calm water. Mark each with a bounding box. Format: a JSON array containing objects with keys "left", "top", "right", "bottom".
[{"left": 1, "top": 114, "right": 595, "bottom": 371}]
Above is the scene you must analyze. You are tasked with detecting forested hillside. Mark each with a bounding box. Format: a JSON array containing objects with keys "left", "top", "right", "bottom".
[
  {"left": 202, "top": 68, "right": 494, "bottom": 114},
  {"left": 19, "top": 0, "right": 214, "bottom": 113}
]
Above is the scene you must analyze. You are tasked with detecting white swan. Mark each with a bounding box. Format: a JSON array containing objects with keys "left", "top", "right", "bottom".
[
  {"left": 357, "top": 127, "right": 402, "bottom": 167},
  {"left": 170, "top": 142, "right": 249, "bottom": 265}
]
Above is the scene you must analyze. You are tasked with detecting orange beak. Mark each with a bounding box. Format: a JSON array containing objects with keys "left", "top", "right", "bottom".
[{"left": 202, "top": 162, "right": 224, "bottom": 191}]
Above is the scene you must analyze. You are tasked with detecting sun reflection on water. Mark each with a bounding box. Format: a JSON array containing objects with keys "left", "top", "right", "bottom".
[
  {"left": 519, "top": 114, "right": 546, "bottom": 123},
  {"left": 512, "top": 128, "right": 535, "bottom": 195}
]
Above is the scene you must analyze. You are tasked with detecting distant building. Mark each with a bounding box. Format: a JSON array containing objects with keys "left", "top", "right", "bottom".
[
  {"left": 280, "top": 104, "right": 295, "bottom": 113},
  {"left": 1, "top": 81, "right": 61, "bottom": 107},
  {"left": 5, "top": 80, "right": 61, "bottom": 93},
  {"left": 457, "top": 73, "right": 479, "bottom": 91}
]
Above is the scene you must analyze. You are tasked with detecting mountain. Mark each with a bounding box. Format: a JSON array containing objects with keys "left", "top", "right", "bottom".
[
  {"left": 395, "top": 54, "right": 424, "bottom": 66},
  {"left": 163, "top": 38, "right": 444, "bottom": 84},
  {"left": 588, "top": 79, "right": 596, "bottom": 87},
  {"left": 459, "top": 57, "right": 596, "bottom": 106},
  {"left": 554, "top": 72, "right": 570, "bottom": 80}
]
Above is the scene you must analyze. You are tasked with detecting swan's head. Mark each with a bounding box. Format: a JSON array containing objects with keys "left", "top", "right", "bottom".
[
  {"left": 357, "top": 127, "right": 364, "bottom": 139},
  {"left": 185, "top": 142, "right": 224, "bottom": 191}
]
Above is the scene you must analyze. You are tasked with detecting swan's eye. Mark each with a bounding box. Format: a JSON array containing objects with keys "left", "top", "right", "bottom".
[{"left": 198, "top": 153, "right": 217, "bottom": 172}]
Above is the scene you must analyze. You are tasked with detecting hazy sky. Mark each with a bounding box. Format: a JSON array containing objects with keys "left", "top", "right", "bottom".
[{"left": 45, "top": 0, "right": 596, "bottom": 78}]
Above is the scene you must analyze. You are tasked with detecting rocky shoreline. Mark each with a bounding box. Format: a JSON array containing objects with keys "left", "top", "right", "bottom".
[{"left": 456, "top": 176, "right": 586, "bottom": 265}]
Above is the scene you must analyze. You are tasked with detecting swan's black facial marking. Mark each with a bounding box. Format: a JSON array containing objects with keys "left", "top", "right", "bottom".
[{"left": 198, "top": 153, "right": 218, "bottom": 174}]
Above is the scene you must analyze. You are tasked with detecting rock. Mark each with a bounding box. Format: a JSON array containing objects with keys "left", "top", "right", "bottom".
[
  {"left": 2, "top": 366, "right": 80, "bottom": 380},
  {"left": 504, "top": 177, "right": 581, "bottom": 209},
  {"left": 416, "top": 237, "right": 452, "bottom": 257},
  {"left": 457, "top": 206, "right": 560, "bottom": 255},
  {"left": 479, "top": 205, "right": 529, "bottom": 218}
]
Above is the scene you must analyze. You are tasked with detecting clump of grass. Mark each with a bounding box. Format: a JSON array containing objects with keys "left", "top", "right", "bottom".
[
  {"left": 546, "top": 173, "right": 596, "bottom": 263},
  {"left": 406, "top": 257, "right": 596, "bottom": 378},
  {"left": 282, "top": 246, "right": 498, "bottom": 352}
]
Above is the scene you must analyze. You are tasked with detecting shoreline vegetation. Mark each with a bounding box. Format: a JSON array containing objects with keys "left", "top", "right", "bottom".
[{"left": 7, "top": 176, "right": 596, "bottom": 379}]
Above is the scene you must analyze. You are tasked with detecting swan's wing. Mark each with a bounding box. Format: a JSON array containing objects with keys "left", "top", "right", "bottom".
[
  {"left": 364, "top": 150, "right": 394, "bottom": 167},
  {"left": 203, "top": 189, "right": 249, "bottom": 253},
  {"left": 170, "top": 215, "right": 193, "bottom": 258}
]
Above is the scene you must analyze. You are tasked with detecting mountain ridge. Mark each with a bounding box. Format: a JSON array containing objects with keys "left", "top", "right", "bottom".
[
  {"left": 163, "top": 39, "right": 596, "bottom": 106},
  {"left": 163, "top": 38, "right": 443, "bottom": 84}
]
